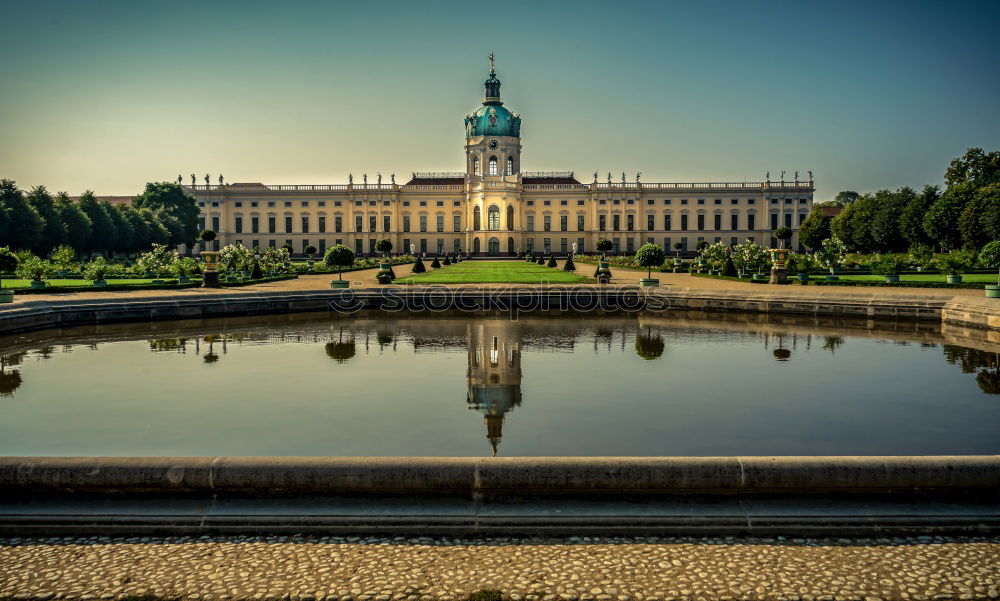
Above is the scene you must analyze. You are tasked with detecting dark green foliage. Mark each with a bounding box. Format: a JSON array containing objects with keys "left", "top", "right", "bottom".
[
  {"left": 443, "top": 255, "right": 451, "bottom": 265},
  {"left": 375, "top": 239, "right": 392, "bottom": 255},
  {"left": 835, "top": 190, "right": 860, "bottom": 205},
  {"left": 431, "top": 256, "right": 441, "bottom": 268},
  {"left": 323, "top": 244, "right": 355, "bottom": 279},
  {"left": 536, "top": 255, "right": 544, "bottom": 265},
  {"left": 200, "top": 229, "right": 217, "bottom": 242},
  {"left": 25, "top": 186, "right": 66, "bottom": 253},
  {"left": 635, "top": 330, "right": 665, "bottom": 360},
  {"left": 900, "top": 185, "right": 939, "bottom": 248},
  {"left": 105, "top": 202, "right": 134, "bottom": 253},
  {"left": 798, "top": 210, "right": 831, "bottom": 250},
  {"left": 563, "top": 254, "right": 576, "bottom": 271},
  {"left": 0, "top": 246, "right": 17, "bottom": 289},
  {"left": 695, "top": 239, "right": 709, "bottom": 252},
  {"left": 132, "top": 182, "right": 200, "bottom": 245},
  {"left": 77, "top": 191, "right": 118, "bottom": 253},
  {"left": 411, "top": 255, "right": 426, "bottom": 273},
  {"left": 635, "top": 243, "right": 666, "bottom": 278},
  {"left": 0, "top": 179, "right": 44, "bottom": 251},
  {"left": 325, "top": 340, "right": 356, "bottom": 363},
  {"left": 546, "top": 255, "right": 557, "bottom": 267},
  {"left": 774, "top": 226, "right": 793, "bottom": 246},
  {"left": 923, "top": 184, "right": 973, "bottom": 251},
  {"left": 945, "top": 147, "right": 1000, "bottom": 188},
  {"left": 250, "top": 260, "right": 263, "bottom": 280},
  {"left": 595, "top": 238, "right": 613, "bottom": 253},
  {"left": 304, "top": 245, "right": 317, "bottom": 256},
  {"left": 723, "top": 255, "right": 738, "bottom": 276},
  {"left": 870, "top": 188, "right": 909, "bottom": 252}
]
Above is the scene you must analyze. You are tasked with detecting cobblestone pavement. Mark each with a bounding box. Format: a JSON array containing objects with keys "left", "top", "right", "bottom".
[{"left": 0, "top": 535, "right": 997, "bottom": 601}]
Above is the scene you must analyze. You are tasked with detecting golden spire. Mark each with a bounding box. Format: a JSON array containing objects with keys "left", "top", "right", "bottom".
[{"left": 488, "top": 52, "right": 495, "bottom": 74}]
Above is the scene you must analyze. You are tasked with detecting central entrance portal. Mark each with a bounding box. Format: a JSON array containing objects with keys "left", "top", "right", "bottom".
[{"left": 488, "top": 237, "right": 500, "bottom": 256}]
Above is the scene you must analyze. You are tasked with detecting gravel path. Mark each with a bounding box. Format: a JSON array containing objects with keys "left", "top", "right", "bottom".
[{"left": 1, "top": 535, "right": 997, "bottom": 601}]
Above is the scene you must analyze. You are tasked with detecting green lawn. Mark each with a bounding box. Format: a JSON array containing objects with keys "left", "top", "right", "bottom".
[
  {"left": 1, "top": 278, "right": 188, "bottom": 290},
  {"left": 397, "top": 261, "right": 592, "bottom": 284},
  {"left": 830, "top": 273, "right": 998, "bottom": 283}
]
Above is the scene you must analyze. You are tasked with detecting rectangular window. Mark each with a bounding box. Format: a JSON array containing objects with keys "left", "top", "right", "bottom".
[
  {"left": 731, "top": 236, "right": 738, "bottom": 247},
  {"left": 543, "top": 237, "right": 551, "bottom": 252},
  {"left": 454, "top": 239, "right": 461, "bottom": 253},
  {"left": 664, "top": 237, "right": 671, "bottom": 249},
  {"left": 527, "top": 215, "right": 534, "bottom": 231},
  {"left": 799, "top": 213, "right": 806, "bottom": 225},
  {"left": 748, "top": 214, "right": 756, "bottom": 230},
  {"left": 454, "top": 215, "right": 461, "bottom": 232},
  {"left": 612, "top": 215, "right": 620, "bottom": 231},
  {"left": 437, "top": 239, "right": 444, "bottom": 254},
  {"left": 420, "top": 238, "right": 427, "bottom": 253},
  {"left": 419, "top": 215, "right": 427, "bottom": 232},
  {"left": 560, "top": 238, "right": 568, "bottom": 253},
  {"left": 403, "top": 215, "right": 410, "bottom": 232},
  {"left": 560, "top": 215, "right": 568, "bottom": 231},
  {"left": 369, "top": 239, "right": 376, "bottom": 254},
  {"left": 212, "top": 216, "right": 219, "bottom": 232},
  {"left": 267, "top": 216, "right": 276, "bottom": 233},
  {"left": 771, "top": 213, "right": 779, "bottom": 229},
  {"left": 269, "top": 239, "right": 276, "bottom": 248},
  {"left": 355, "top": 239, "right": 363, "bottom": 255},
  {"left": 285, "top": 216, "right": 293, "bottom": 233},
  {"left": 436, "top": 215, "right": 444, "bottom": 233},
  {"left": 647, "top": 214, "right": 655, "bottom": 230},
  {"left": 234, "top": 216, "right": 243, "bottom": 234},
  {"left": 355, "top": 215, "right": 362, "bottom": 232},
  {"left": 731, "top": 214, "right": 739, "bottom": 230},
  {"left": 626, "top": 215, "right": 634, "bottom": 231},
  {"left": 318, "top": 216, "right": 326, "bottom": 233},
  {"left": 301, "top": 216, "right": 309, "bottom": 234},
  {"left": 319, "top": 239, "right": 326, "bottom": 254},
  {"left": 697, "top": 215, "right": 704, "bottom": 230},
  {"left": 302, "top": 239, "right": 310, "bottom": 253},
  {"left": 544, "top": 215, "right": 551, "bottom": 231},
  {"left": 784, "top": 213, "right": 792, "bottom": 228},
  {"left": 251, "top": 216, "right": 259, "bottom": 234},
  {"left": 197, "top": 217, "right": 206, "bottom": 232},
  {"left": 526, "top": 238, "right": 534, "bottom": 251},
  {"left": 285, "top": 239, "right": 292, "bottom": 249},
  {"left": 402, "top": 238, "right": 410, "bottom": 254},
  {"left": 680, "top": 214, "right": 688, "bottom": 231},
  {"left": 577, "top": 215, "right": 585, "bottom": 231},
  {"left": 368, "top": 215, "right": 376, "bottom": 232},
  {"left": 599, "top": 215, "right": 606, "bottom": 231},
  {"left": 626, "top": 238, "right": 634, "bottom": 253},
  {"left": 577, "top": 237, "right": 584, "bottom": 253},
  {"left": 335, "top": 216, "right": 342, "bottom": 233}
]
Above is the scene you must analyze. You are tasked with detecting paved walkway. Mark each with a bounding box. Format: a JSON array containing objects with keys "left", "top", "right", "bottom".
[
  {"left": 8, "top": 261, "right": 982, "bottom": 303},
  {"left": 0, "top": 535, "right": 997, "bottom": 601}
]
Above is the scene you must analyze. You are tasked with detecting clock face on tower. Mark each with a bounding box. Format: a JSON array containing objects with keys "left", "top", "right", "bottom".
[{"left": 489, "top": 140, "right": 498, "bottom": 150}]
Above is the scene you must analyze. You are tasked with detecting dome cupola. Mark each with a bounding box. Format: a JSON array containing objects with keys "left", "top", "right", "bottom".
[{"left": 464, "top": 53, "right": 521, "bottom": 138}]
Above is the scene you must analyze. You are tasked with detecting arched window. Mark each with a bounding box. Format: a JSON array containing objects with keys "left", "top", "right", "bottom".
[
  {"left": 506, "top": 157, "right": 514, "bottom": 176},
  {"left": 473, "top": 156, "right": 480, "bottom": 175},
  {"left": 473, "top": 206, "right": 481, "bottom": 231},
  {"left": 506, "top": 205, "right": 514, "bottom": 230},
  {"left": 488, "top": 205, "right": 500, "bottom": 231},
  {"left": 488, "top": 156, "right": 498, "bottom": 176}
]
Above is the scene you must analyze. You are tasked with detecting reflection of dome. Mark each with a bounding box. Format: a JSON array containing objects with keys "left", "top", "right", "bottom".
[{"left": 467, "top": 322, "right": 523, "bottom": 456}]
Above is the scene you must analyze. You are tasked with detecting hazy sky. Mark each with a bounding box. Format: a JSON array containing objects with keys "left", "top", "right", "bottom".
[{"left": 2, "top": 0, "right": 998, "bottom": 200}]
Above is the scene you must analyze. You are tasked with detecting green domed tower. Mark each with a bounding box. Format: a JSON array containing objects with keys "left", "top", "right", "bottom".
[{"left": 465, "top": 54, "right": 522, "bottom": 181}]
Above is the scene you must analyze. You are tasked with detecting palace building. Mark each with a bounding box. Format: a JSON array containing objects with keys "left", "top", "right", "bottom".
[{"left": 184, "top": 59, "right": 814, "bottom": 256}]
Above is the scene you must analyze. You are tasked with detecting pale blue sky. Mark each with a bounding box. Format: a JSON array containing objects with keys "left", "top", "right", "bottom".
[{"left": 1, "top": 0, "right": 998, "bottom": 199}]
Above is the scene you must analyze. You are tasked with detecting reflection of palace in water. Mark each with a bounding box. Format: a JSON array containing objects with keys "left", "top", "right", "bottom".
[{"left": 466, "top": 320, "right": 523, "bottom": 456}]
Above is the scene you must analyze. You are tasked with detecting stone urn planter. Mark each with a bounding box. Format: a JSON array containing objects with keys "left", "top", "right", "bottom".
[
  {"left": 92, "top": 280, "right": 107, "bottom": 287},
  {"left": 30, "top": 280, "right": 46, "bottom": 289},
  {"left": 639, "top": 278, "right": 659, "bottom": 287},
  {"left": 825, "top": 275, "right": 839, "bottom": 282},
  {"left": 884, "top": 274, "right": 900, "bottom": 283},
  {"left": 986, "top": 284, "right": 1000, "bottom": 298},
  {"left": 178, "top": 276, "right": 191, "bottom": 284},
  {"left": 330, "top": 280, "right": 350, "bottom": 289},
  {"left": 797, "top": 273, "right": 810, "bottom": 282},
  {"left": 0, "top": 289, "right": 13, "bottom": 303},
  {"left": 947, "top": 275, "right": 963, "bottom": 284}
]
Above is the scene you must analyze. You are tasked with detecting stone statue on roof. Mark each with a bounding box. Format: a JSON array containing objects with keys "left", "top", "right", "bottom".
[
  {"left": 218, "top": 174, "right": 224, "bottom": 185},
  {"left": 204, "top": 173, "right": 210, "bottom": 185},
  {"left": 621, "top": 171, "right": 626, "bottom": 184},
  {"left": 349, "top": 173, "right": 353, "bottom": 185},
  {"left": 607, "top": 172, "right": 612, "bottom": 184},
  {"left": 377, "top": 172, "right": 382, "bottom": 185},
  {"left": 363, "top": 173, "right": 367, "bottom": 185},
  {"left": 177, "top": 175, "right": 182, "bottom": 185},
  {"left": 191, "top": 174, "right": 196, "bottom": 186},
  {"left": 794, "top": 171, "right": 799, "bottom": 182},
  {"left": 391, "top": 173, "right": 396, "bottom": 184},
  {"left": 636, "top": 172, "right": 641, "bottom": 183}
]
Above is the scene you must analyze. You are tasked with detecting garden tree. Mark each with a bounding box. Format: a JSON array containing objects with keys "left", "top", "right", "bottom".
[
  {"left": 323, "top": 244, "right": 355, "bottom": 280},
  {"left": 976, "top": 184, "right": 1000, "bottom": 242},
  {"left": 304, "top": 245, "right": 318, "bottom": 258},
  {"left": 635, "top": 327, "right": 665, "bottom": 360},
  {"left": 595, "top": 238, "right": 613, "bottom": 257},
  {"left": 77, "top": 191, "right": 117, "bottom": 254},
  {"left": 132, "top": 182, "right": 200, "bottom": 244},
  {"left": 0, "top": 179, "right": 44, "bottom": 251},
  {"left": 834, "top": 190, "right": 860, "bottom": 205},
  {"left": 154, "top": 209, "right": 186, "bottom": 246},
  {"left": 199, "top": 229, "right": 217, "bottom": 244},
  {"left": 672, "top": 241, "right": 683, "bottom": 257},
  {"left": 55, "top": 192, "right": 92, "bottom": 251},
  {"left": 945, "top": 147, "right": 1000, "bottom": 189},
  {"left": 635, "top": 243, "right": 665, "bottom": 279},
  {"left": 139, "top": 207, "right": 171, "bottom": 246},
  {"left": 0, "top": 246, "right": 18, "bottom": 292},
  {"left": 374, "top": 239, "right": 392, "bottom": 257},
  {"left": 979, "top": 240, "right": 1000, "bottom": 287},
  {"left": 923, "top": 183, "right": 973, "bottom": 251},
  {"left": 411, "top": 254, "right": 426, "bottom": 273},
  {"left": 103, "top": 201, "right": 134, "bottom": 253},
  {"left": 562, "top": 254, "right": 576, "bottom": 271},
  {"left": 773, "top": 226, "right": 793, "bottom": 249},
  {"left": 25, "top": 186, "right": 66, "bottom": 253},
  {"left": 798, "top": 209, "right": 831, "bottom": 250},
  {"left": 817, "top": 236, "right": 847, "bottom": 275},
  {"left": 120, "top": 205, "right": 150, "bottom": 250},
  {"left": 869, "top": 187, "right": 911, "bottom": 252},
  {"left": 899, "top": 185, "right": 939, "bottom": 249}
]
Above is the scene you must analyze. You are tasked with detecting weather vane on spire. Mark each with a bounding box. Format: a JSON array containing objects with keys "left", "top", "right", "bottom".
[{"left": 488, "top": 52, "right": 495, "bottom": 74}]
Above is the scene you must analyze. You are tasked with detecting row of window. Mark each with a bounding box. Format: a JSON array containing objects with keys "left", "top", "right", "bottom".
[{"left": 198, "top": 197, "right": 812, "bottom": 209}]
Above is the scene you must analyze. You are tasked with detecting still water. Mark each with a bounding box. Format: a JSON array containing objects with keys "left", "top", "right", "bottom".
[{"left": 1, "top": 312, "right": 998, "bottom": 456}]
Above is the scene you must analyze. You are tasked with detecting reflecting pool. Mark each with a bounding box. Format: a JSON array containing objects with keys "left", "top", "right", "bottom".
[{"left": 1, "top": 312, "right": 998, "bottom": 456}]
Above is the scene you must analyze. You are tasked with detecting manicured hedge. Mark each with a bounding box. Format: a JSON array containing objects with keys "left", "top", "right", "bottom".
[
  {"left": 13, "top": 280, "right": 203, "bottom": 294},
  {"left": 690, "top": 272, "right": 986, "bottom": 289}
]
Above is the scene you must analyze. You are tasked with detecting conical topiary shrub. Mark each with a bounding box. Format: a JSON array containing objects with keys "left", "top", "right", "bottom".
[
  {"left": 431, "top": 257, "right": 441, "bottom": 268},
  {"left": 411, "top": 256, "right": 426, "bottom": 273},
  {"left": 444, "top": 255, "right": 451, "bottom": 265},
  {"left": 536, "top": 255, "right": 545, "bottom": 265},
  {"left": 563, "top": 255, "right": 576, "bottom": 271},
  {"left": 547, "top": 255, "right": 557, "bottom": 268}
]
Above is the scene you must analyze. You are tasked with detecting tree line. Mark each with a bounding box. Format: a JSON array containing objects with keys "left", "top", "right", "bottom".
[
  {"left": 0, "top": 180, "right": 200, "bottom": 256},
  {"left": 797, "top": 148, "right": 1000, "bottom": 253}
]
